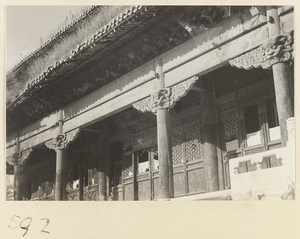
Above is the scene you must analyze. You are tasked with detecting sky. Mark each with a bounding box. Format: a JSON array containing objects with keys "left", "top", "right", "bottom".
[{"left": 6, "top": 5, "right": 90, "bottom": 72}]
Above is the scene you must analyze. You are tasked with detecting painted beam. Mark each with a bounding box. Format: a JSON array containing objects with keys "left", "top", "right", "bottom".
[
  {"left": 63, "top": 79, "right": 155, "bottom": 132},
  {"left": 164, "top": 25, "right": 269, "bottom": 87}
]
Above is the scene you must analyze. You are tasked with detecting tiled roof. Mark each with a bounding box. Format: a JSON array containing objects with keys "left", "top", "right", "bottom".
[
  {"left": 7, "top": 6, "right": 100, "bottom": 76},
  {"left": 7, "top": 6, "right": 163, "bottom": 110}
]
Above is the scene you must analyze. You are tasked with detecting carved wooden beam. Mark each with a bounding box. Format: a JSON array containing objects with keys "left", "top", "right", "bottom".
[
  {"left": 133, "top": 76, "right": 199, "bottom": 113},
  {"left": 45, "top": 128, "right": 81, "bottom": 150},
  {"left": 229, "top": 32, "right": 294, "bottom": 70}
]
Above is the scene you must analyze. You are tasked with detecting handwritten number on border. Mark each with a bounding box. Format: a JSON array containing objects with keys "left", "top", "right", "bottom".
[
  {"left": 41, "top": 218, "right": 50, "bottom": 234},
  {"left": 8, "top": 215, "right": 20, "bottom": 229},
  {"left": 8, "top": 215, "right": 50, "bottom": 236},
  {"left": 20, "top": 217, "right": 32, "bottom": 237}
]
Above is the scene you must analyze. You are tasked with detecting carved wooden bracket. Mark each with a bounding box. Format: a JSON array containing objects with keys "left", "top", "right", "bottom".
[
  {"left": 133, "top": 76, "right": 199, "bottom": 113},
  {"left": 45, "top": 128, "right": 80, "bottom": 150},
  {"left": 229, "top": 32, "right": 294, "bottom": 70},
  {"left": 7, "top": 148, "right": 33, "bottom": 166}
]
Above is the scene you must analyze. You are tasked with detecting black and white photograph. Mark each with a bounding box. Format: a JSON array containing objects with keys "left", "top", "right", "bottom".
[{"left": 2, "top": 3, "right": 298, "bottom": 239}]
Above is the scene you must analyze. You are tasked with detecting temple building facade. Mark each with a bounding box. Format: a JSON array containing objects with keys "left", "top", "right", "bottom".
[{"left": 6, "top": 6, "right": 294, "bottom": 201}]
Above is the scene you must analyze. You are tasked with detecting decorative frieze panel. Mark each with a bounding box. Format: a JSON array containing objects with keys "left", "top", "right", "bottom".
[
  {"left": 7, "top": 148, "right": 33, "bottom": 166},
  {"left": 229, "top": 32, "right": 294, "bottom": 70},
  {"left": 132, "top": 97, "right": 152, "bottom": 114},
  {"left": 133, "top": 76, "right": 199, "bottom": 113},
  {"left": 245, "top": 147, "right": 265, "bottom": 155},
  {"left": 169, "top": 77, "right": 199, "bottom": 108},
  {"left": 8, "top": 153, "right": 20, "bottom": 166},
  {"left": 45, "top": 128, "right": 80, "bottom": 150}
]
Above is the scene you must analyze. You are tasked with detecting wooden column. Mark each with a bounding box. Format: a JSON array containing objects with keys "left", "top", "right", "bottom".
[
  {"left": 156, "top": 59, "right": 174, "bottom": 200},
  {"left": 54, "top": 110, "right": 67, "bottom": 201},
  {"left": 98, "top": 171, "right": 106, "bottom": 200},
  {"left": 267, "top": 7, "right": 294, "bottom": 146},
  {"left": 88, "top": 170, "right": 93, "bottom": 186},
  {"left": 98, "top": 139, "right": 105, "bottom": 201},
  {"left": 79, "top": 158, "right": 84, "bottom": 201},
  {"left": 132, "top": 153, "right": 138, "bottom": 200},
  {"left": 55, "top": 149, "right": 67, "bottom": 200},
  {"left": 106, "top": 146, "right": 111, "bottom": 200},
  {"left": 13, "top": 163, "right": 21, "bottom": 201},
  {"left": 199, "top": 81, "right": 219, "bottom": 192},
  {"left": 11, "top": 138, "right": 34, "bottom": 201},
  {"left": 48, "top": 113, "right": 81, "bottom": 201},
  {"left": 98, "top": 130, "right": 109, "bottom": 200}
]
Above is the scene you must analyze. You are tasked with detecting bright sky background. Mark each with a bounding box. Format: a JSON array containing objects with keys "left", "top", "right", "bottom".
[{"left": 6, "top": 5, "right": 90, "bottom": 72}]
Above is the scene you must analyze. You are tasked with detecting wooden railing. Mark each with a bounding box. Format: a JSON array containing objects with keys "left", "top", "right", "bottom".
[
  {"left": 229, "top": 117, "right": 295, "bottom": 200},
  {"left": 31, "top": 181, "right": 55, "bottom": 201},
  {"left": 67, "top": 168, "right": 100, "bottom": 201},
  {"left": 67, "top": 184, "right": 99, "bottom": 201}
]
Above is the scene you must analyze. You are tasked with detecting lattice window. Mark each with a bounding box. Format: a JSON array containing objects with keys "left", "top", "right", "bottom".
[
  {"left": 123, "top": 137, "right": 133, "bottom": 151},
  {"left": 122, "top": 155, "right": 132, "bottom": 178},
  {"left": 41, "top": 181, "right": 55, "bottom": 196},
  {"left": 186, "top": 122, "right": 202, "bottom": 162},
  {"left": 31, "top": 168, "right": 55, "bottom": 199},
  {"left": 31, "top": 190, "right": 39, "bottom": 199},
  {"left": 91, "top": 168, "right": 99, "bottom": 185},
  {"left": 133, "top": 127, "right": 157, "bottom": 150},
  {"left": 223, "top": 111, "right": 239, "bottom": 142},
  {"left": 172, "top": 127, "right": 184, "bottom": 165},
  {"left": 31, "top": 180, "right": 54, "bottom": 199}
]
